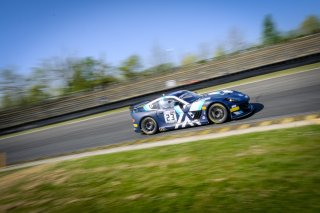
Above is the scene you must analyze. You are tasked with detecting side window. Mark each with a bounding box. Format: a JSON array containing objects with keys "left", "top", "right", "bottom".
[
  {"left": 149, "top": 101, "right": 160, "bottom": 110},
  {"left": 159, "top": 98, "right": 180, "bottom": 110}
]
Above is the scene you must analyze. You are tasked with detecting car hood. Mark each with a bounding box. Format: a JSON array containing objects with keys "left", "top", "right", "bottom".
[{"left": 201, "top": 90, "right": 249, "bottom": 101}]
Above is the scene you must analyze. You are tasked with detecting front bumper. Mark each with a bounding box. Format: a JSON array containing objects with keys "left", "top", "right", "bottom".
[
  {"left": 133, "top": 125, "right": 141, "bottom": 133},
  {"left": 230, "top": 103, "right": 254, "bottom": 119}
]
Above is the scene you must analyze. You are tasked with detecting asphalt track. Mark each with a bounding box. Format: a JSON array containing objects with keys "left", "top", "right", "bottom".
[{"left": 1, "top": 68, "right": 320, "bottom": 165}]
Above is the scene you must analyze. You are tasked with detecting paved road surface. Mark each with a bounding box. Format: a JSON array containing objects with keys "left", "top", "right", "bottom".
[{"left": 1, "top": 68, "right": 320, "bottom": 164}]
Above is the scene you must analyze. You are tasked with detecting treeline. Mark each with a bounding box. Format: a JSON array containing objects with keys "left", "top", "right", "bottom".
[
  {"left": 262, "top": 15, "right": 320, "bottom": 45},
  {"left": 1, "top": 15, "right": 320, "bottom": 109},
  {"left": 0, "top": 56, "right": 175, "bottom": 109}
]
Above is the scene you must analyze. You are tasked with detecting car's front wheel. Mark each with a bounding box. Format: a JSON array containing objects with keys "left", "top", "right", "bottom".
[
  {"left": 208, "top": 103, "right": 228, "bottom": 124},
  {"left": 140, "top": 117, "right": 158, "bottom": 135}
]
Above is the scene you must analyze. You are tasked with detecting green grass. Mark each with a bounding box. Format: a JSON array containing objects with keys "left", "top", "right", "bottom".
[{"left": 1, "top": 125, "right": 320, "bottom": 212}]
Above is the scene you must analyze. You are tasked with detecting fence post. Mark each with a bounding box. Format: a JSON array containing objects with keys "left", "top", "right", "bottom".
[{"left": 0, "top": 153, "right": 6, "bottom": 168}]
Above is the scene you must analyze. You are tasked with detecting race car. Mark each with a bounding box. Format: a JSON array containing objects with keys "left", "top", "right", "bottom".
[{"left": 130, "top": 90, "right": 254, "bottom": 135}]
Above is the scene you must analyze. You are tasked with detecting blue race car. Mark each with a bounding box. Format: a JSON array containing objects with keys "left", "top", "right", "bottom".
[{"left": 130, "top": 90, "right": 254, "bottom": 135}]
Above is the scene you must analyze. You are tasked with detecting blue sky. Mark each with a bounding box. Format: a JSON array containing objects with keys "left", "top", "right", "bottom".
[{"left": 1, "top": 0, "right": 319, "bottom": 74}]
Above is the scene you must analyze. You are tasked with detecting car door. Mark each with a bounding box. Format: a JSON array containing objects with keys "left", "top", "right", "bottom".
[{"left": 156, "top": 98, "right": 180, "bottom": 129}]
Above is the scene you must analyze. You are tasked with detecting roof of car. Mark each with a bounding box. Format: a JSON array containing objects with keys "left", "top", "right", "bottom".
[{"left": 167, "top": 90, "right": 188, "bottom": 97}]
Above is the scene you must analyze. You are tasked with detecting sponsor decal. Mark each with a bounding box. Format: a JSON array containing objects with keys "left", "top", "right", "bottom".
[
  {"left": 233, "top": 111, "right": 243, "bottom": 115},
  {"left": 174, "top": 105, "right": 183, "bottom": 116},
  {"left": 175, "top": 113, "right": 201, "bottom": 129},
  {"left": 173, "top": 105, "right": 201, "bottom": 129},
  {"left": 190, "top": 100, "right": 205, "bottom": 111},
  {"left": 133, "top": 124, "right": 138, "bottom": 127},
  {"left": 164, "top": 110, "right": 177, "bottom": 123},
  {"left": 221, "top": 90, "right": 233, "bottom": 93},
  {"left": 230, "top": 106, "right": 240, "bottom": 112},
  {"left": 208, "top": 91, "right": 220, "bottom": 95},
  {"left": 209, "top": 90, "right": 233, "bottom": 95}
]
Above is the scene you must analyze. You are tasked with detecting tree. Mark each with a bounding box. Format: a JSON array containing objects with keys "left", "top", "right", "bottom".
[
  {"left": 27, "top": 67, "right": 52, "bottom": 97},
  {"left": 198, "top": 42, "right": 211, "bottom": 61},
  {"left": 150, "top": 42, "right": 170, "bottom": 66},
  {"left": 119, "top": 55, "right": 141, "bottom": 79},
  {"left": 228, "top": 27, "right": 246, "bottom": 52},
  {"left": 181, "top": 54, "right": 197, "bottom": 66},
  {"left": 140, "top": 63, "right": 174, "bottom": 76},
  {"left": 262, "top": 15, "right": 280, "bottom": 45},
  {"left": 299, "top": 15, "right": 320, "bottom": 35},
  {"left": 214, "top": 45, "right": 226, "bottom": 58},
  {"left": 31, "top": 57, "right": 75, "bottom": 96},
  {"left": 64, "top": 57, "right": 118, "bottom": 92},
  {"left": 0, "top": 56, "right": 118, "bottom": 108},
  {"left": 68, "top": 68, "right": 90, "bottom": 92},
  {"left": 26, "top": 85, "right": 49, "bottom": 103},
  {"left": 0, "top": 69, "right": 27, "bottom": 108},
  {"left": 29, "top": 68, "right": 50, "bottom": 86},
  {"left": 1, "top": 94, "right": 13, "bottom": 108}
]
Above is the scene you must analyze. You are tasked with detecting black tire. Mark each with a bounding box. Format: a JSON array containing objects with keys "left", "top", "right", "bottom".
[
  {"left": 140, "top": 117, "right": 158, "bottom": 135},
  {"left": 208, "top": 103, "right": 228, "bottom": 124}
]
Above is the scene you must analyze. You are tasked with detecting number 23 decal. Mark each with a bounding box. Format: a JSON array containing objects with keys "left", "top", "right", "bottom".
[{"left": 164, "top": 110, "right": 177, "bottom": 123}]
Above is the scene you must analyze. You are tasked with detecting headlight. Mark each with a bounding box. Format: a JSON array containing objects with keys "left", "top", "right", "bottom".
[{"left": 225, "top": 98, "right": 240, "bottom": 102}]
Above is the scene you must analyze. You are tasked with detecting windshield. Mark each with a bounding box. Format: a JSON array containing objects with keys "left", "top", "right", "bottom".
[{"left": 179, "top": 91, "right": 200, "bottom": 103}]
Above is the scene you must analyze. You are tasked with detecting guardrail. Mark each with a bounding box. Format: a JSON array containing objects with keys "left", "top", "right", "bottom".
[{"left": 1, "top": 33, "right": 320, "bottom": 134}]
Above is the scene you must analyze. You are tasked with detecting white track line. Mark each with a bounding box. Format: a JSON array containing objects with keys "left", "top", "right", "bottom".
[{"left": 1, "top": 119, "right": 318, "bottom": 172}]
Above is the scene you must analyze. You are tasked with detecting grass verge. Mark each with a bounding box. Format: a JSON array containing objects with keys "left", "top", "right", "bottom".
[{"left": 1, "top": 125, "right": 320, "bottom": 212}]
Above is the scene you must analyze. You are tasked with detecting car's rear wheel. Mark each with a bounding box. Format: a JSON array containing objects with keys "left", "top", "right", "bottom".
[
  {"left": 141, "top": 117, "right": 158, "bottom": 135},
  {"left": 208, "top": 103, "right": 228, "bottom": 124}
]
